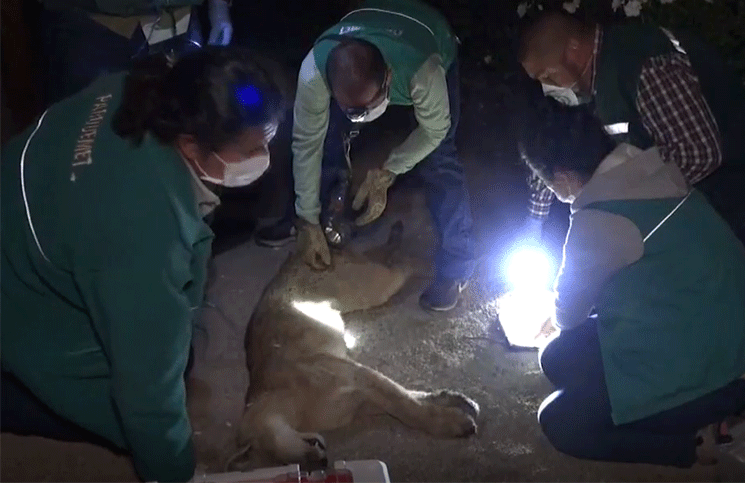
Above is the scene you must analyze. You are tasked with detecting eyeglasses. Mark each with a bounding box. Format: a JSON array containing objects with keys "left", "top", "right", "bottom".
[{"left": 341, "top": 73, "right": 390, "bottom": 121}]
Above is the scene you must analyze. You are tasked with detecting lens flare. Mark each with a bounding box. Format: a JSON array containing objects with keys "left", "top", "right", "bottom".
[
  {"left": 343, "top": 332, "right": 357, "bottom": 349},
  {"left": 505, "top": 247, "right": 552, "bottom": 290},
  {"left": 292, "top": 300, "right": 344, "bottom": 333},
  {"left": 291, "top": 300, "right": 357, "bottom": 349},
  {"left": 497, "top": 288, "right": 555, "bottom": 349}
]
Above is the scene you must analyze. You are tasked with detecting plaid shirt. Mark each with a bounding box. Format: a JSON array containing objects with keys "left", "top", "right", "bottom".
[{"left": 528, "top": 27, "right": 723, "bottom": 220}]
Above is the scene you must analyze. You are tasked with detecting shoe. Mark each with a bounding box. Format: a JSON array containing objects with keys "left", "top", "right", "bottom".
[
  {"left": 255, "top": 218, "right": 297, "bottom": 248},
  {"left": 419, "top": 277, "right": 468, "bottom": 312}
]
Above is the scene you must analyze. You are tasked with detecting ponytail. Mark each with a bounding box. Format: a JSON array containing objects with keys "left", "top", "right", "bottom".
[
  {"left": 112, "top": 47, "right": 288, "bottom": 151},
  {"left": 111, "top": 54, "right": 172, "bottom": 146}
]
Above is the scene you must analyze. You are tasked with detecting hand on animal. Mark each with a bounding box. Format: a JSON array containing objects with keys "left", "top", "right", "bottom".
[
  {"left": 207, "top": 0, "right": 233, "bottom": 46},
  {"left": 297, "top": 219, "right": 331, "bottom": 270},
  {"left": 352, "top": 169, "right": 396, "bottom": 226}
]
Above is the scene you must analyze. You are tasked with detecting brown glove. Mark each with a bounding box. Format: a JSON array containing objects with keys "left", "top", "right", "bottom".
[
  {"left": 296, "top": 219, "right": 331, "bottom": 270},
  {"left": 352, "top": 168, "right": 396, "bottom": 226}
]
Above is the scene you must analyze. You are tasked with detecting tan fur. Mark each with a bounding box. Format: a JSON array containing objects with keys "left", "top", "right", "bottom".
[{"left": 236, "top": 224, "right": 479, "bottom": 467}]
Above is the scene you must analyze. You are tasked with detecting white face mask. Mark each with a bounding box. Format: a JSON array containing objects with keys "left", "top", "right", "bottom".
[
  {"left": 196, "top": 152, "right": 270, "bottom": 188},
  {"left": 541, "top": 83, "right": 580, "bottom": 106},
  {"left": 350, "top": 96, "right": 390, "bottom": 123}
]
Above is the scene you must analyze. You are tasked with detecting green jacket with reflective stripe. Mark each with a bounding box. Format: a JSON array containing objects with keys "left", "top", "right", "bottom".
[
  {"left": 312, "top": 0, "right": 457, "bottom": 106},
  {"left": 595, "top": 22, "right": 745, "bottom": 167},
  {"left": 0, "top": 72, "right": 212, "bottom": 482},
  {"left": 585, "top": 192, "right": 745, "bottom": 424}
]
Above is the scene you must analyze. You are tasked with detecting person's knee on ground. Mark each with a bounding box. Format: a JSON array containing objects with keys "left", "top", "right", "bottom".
[
  {"left": 538, "top": 320, "right": 600, "bottom": 389},
  {"left": 537, "top": 389, "right": 596, "bottom": 459},
  {"left": 538, "top": 332, "right": 563, "bottom": 385}
]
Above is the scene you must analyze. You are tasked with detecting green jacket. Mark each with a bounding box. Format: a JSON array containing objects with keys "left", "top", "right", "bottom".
[
  {"left": 1, "top": 73, "right": 213, "bottom": 482},
  {"left": 40, "top": 0, "right": 203, "bottom": 17},
  {"left": 595, "top": 22, "right": 745, "bottom": 167},
  {"left": 293, "top": 0, "right": 458, "bottom": 224},
  {"left": 556, "top": 143, "right": 745, "bottom": 424},
  {"left": 313, "top": 0, "right": 457, "bottom": 106}
]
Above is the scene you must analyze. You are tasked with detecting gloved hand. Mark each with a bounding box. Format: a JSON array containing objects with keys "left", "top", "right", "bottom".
[
  {"left": 207, "top": 0, "right": 232, "bottom": 46},
  {"left": 352, "top": 168, "right": 396, "bottom": 226},
  {"left": 296, "top": 219, "right": 331, "bottom": 270}
]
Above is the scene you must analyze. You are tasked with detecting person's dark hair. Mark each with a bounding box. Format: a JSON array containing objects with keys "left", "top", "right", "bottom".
[
  {"left": 112, "top": 47, "right": 288, "bottom": 151},
  {"left": 326, "top": 39, "right": 387, "bottom": 99},
  {"left": 518, "top": 96, "right": 616, "bottom": 183}
]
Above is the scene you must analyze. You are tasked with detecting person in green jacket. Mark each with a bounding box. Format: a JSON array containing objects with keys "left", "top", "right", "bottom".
[
  {"left": 37, "top": 0, "right": 233, "bottom": 107},
  {"left": 255, "top": 0, "right": 475, "bottom": 312},
  {"left": 518, "top": 96, "right": 745, "bottom": 467},
  {"left": 517, "top": 11, "right": 745, "bottom": 246},
  {"left": 1, "top": 47, "right": 285, "bottom": 482}
]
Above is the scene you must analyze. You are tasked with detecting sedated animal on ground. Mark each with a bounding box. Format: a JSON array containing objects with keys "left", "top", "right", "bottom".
[{"left": 235, "top": 222, "right": 480, "bottom": 468}]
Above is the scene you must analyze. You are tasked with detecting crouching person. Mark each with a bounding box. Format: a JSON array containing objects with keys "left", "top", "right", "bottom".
[
  {"left": 1, "top": 48, "right": 285, "bottom": 482},
  {"left": 520, "top": 97, "right": 745, "bottom": 467}
]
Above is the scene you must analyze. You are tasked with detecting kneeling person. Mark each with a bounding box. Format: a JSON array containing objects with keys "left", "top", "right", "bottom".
[{"left": 520, "top": 98, "right": 745, "bottom": 467}]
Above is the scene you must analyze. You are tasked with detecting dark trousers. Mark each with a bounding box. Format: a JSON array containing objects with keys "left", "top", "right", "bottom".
[
  {"left": 281, "top": 59, "right": 475, "bottom": 281},
  {"left": 38, "top": 6, "right": 204, "bottom": 107},
  {"left": 695, "top": 163, "right": 745, "bottom": 244},
  {"left": 538, "top": 318, "right": 745, "bottom": 468},
  {"left": 0, "top": 371, "right": 117, "bottom": 447},
  {"left": 0, "top": 348, "right": 195, "bottom": 444}
]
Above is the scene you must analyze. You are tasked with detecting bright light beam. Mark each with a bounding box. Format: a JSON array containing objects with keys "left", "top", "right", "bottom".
[
  {"left": 505, "top": 246, "right": 552, "bottom": 291},
  {"left": 497, "top": 288, "right": 554, "bottom": 349},
  {"left": 291, "top": 300, "right": 357, "bottom": 349}
]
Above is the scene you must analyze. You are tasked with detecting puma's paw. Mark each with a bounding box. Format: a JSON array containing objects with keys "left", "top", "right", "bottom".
[
  {"left": 436, "top": 407, "right": 478, "bottom": 438},
  {"left": 422, "top": 390, "right": 480, "bottom": 420}
]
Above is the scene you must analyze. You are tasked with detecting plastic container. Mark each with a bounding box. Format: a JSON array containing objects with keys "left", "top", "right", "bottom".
[{"left": 193, "top": 460, "right": 390, "bottom": 483}]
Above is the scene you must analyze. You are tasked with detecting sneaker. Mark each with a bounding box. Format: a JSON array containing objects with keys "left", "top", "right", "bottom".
[
  {"left": 255, "top": 218, "right": 297, "bottom": 248},
  {"left": 419, "top": 277, "right": 468, "bottom": 312}
]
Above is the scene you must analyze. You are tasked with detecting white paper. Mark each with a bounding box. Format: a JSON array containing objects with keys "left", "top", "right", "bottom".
[{"left": 141, "top": 11, "right": 191, "bottom": 45}]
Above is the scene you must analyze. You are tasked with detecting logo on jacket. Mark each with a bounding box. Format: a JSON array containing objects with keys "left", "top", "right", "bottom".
[
  {"left": 71, "top": 94, "right": 112, "bottom": 179},
  {"left": 339, "top": 26, "right": 362, "bottom": 34}
]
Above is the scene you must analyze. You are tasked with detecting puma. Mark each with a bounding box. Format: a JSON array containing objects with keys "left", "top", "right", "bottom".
[{"left": 235, "top": 222, "right": 480, "bottom": 467}]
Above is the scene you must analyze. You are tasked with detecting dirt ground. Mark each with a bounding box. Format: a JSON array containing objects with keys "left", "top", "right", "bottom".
[{"left": 3, "top": 1, "right": 745, "bottom": 478}]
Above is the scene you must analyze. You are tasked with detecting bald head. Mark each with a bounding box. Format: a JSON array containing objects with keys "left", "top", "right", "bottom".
[
  {"left": 519, "top": 11, "right": 596, "bottom": 94},
  {"left": 327, "top": 39, "right": 387, "bottom": 107},
  {"left": 519, "top": 11, "right": 593, "bottom": 64}
]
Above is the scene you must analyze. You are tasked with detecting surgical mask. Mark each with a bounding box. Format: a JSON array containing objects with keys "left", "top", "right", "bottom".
[
  {"left": 347, "top": 96, "right": 390, "bottom": 123},
  {"left": 196, "top": 152, "right": 270, "bottom": 187},
  {"left": 541, "top": 83, "right": 580, "bottom": 106}
]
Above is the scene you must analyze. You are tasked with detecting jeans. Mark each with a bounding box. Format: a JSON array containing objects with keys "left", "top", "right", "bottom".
[
  {"left": 538, "top": 318, "right": 745, "bottom": 467},
  {"left": 38, "top": 6, "right": 204, "bottom": 107},
  {"left": 281, "top": 59, "right": 476, "bottom": 281}
]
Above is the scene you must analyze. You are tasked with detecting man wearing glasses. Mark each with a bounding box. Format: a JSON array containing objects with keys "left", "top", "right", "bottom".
[{"left": 257, "top": 0, "right": 475, "bottom": 312}]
